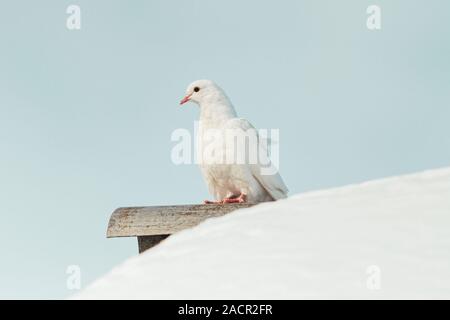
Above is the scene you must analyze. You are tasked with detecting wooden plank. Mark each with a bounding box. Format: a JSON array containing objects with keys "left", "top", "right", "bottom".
[{"left": 107, "top": 203, "right": 255, "bottom": 238}]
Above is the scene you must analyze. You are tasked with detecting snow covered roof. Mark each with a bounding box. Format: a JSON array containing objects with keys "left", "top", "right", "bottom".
[{"left": 75, "top": 167, "right": 450, "bottom": 299}]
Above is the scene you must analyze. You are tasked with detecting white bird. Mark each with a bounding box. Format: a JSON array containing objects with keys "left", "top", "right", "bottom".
[{"left": 180, "top": 80, "right": 288, "bottom": 204}]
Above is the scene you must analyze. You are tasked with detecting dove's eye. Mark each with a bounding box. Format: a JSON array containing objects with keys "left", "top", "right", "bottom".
[{"left": 194, "top": 87, "right": 200, "bottom": 92}]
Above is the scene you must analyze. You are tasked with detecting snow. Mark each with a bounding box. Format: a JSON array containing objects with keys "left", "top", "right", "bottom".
[{"left": 75, "top": 167, "right": 450, "bottom": 299}]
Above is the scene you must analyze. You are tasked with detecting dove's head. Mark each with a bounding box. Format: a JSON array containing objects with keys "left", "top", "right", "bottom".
[
  {"left": 179, "top": 79, "right": 228, "bottom": 104},
  {"left": 180, "top": 80, "right": 237, "bottom": 118}
]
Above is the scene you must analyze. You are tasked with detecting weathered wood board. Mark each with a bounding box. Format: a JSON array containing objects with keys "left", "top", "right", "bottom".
[
  {"left": 107, "top": 203, "right": 256, "bottom": 252},
  {"left": 107, "top": 203, "right": 255, "bottom": 238}
]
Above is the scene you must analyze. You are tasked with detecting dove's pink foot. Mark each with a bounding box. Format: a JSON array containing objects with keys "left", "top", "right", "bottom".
[
  {"left": 203, "top": 193, "right": 247, "bottom": 205},
  {"left": 221, "top": 198, "right": 243, "bottom": 203},
  {"left": 222, "top": 193, "right": 247, "bottom": 203}
]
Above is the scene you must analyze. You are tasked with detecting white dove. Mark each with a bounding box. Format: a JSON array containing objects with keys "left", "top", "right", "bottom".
[{"left": 180, "top": 80, "right": 288, "bottom": 204}]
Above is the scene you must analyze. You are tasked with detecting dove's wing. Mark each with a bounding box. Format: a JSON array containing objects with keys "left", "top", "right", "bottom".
[{"left": 225, "top": 118, "right": 289, "bottom": 200}]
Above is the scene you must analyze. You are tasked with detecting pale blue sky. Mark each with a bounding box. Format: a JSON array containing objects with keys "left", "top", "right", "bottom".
[{"left": 0, "top": 0, "right": 449, "bottom": 298}]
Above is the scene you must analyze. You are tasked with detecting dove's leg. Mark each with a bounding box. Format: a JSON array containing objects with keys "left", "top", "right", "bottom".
[
  {"left": 203, "top": 193, "right": 247, "bottom": 204},
  {"left": 221, "top": 193, "right": 247, "bottom": 204}
]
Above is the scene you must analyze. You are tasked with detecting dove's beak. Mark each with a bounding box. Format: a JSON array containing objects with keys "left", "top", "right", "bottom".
[{"left": 180, "top": 94, "right": 192, "bottom": 105}]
